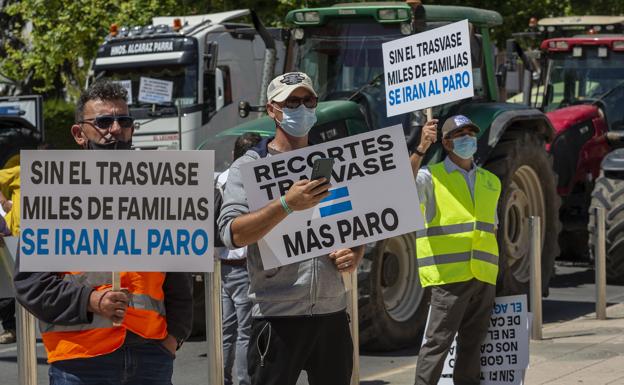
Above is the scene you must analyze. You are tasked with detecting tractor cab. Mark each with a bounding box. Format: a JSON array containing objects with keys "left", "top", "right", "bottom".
[
  {"left": 284, "top": 4, "right": 492, "bottom": 141},
  {"left": 535, "top": 35, "right": 624, "bottom": 258}
]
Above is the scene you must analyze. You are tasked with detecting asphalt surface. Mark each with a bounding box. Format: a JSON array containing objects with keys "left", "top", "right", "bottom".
[{"left": 1, "top": 261, "right": 623, "bottom": 385}]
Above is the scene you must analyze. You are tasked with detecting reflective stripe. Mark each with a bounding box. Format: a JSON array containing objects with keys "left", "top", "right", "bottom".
[
  {"left": 417, "top": 250, "right": 499, "bottom": 268},
  {"left": 476, "top": 221, "right": 496, "bottom": 234},
  {"left": 130, "top": 293, "right": 166, "bottom": 316},
  {"left": 41, "top": 314, "right": 112, "bottom": 333},
  {"left": 416, "top": 223, "right": 473, "bottom": 238},
  {"left": 417, "top": 252, "right": 471, "bottom": 267},
  {"left": 64, "top": 272, "right": 112, "bottom": 287},
  {"left": 473, "top": 250, "right": 499, "bottom": 265},
  {"left": 416, "top": 221, "right": 496, "bottom": 238},
  {"left": 41, "top": 294, "right": 165, "bottom": 333}
]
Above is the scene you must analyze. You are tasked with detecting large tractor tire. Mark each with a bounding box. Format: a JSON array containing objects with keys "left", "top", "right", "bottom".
[
  {"left": 588, "top": 174, "right": 624, "bottom": 284},
  {"left": 358, "top": 233, "right": 430, "bottom": 351},
  {"left": 483, "top": 131, "right": 561, "bottom": 296}
]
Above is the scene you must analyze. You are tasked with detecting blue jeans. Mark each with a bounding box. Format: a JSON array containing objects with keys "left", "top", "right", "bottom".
[
  {"left": 221, "top": 263, "right": 252, "bottom": 385},
  {"left": 49, "top": 342, "right": 174, "bottom": 385}
]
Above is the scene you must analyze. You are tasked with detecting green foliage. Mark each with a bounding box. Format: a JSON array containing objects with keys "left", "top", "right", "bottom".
[
  {"left": 43, "top": 99, "right": 78, "bottom": 149},
  {"left": 2, "top": 0, "right": 624, "bottom": 97}
]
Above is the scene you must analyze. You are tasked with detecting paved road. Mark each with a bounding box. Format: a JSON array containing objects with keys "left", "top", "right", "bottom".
[{"left": 1, "top": 262, "right": 622, "bottom": 385}]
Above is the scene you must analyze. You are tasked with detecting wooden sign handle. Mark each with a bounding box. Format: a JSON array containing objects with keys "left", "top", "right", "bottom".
[{"left": 112, "top": 272, "right": 121, "bottom": 326}]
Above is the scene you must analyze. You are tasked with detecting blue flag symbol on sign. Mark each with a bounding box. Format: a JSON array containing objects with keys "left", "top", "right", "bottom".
[{"left": 318, "top": 186, "right": 352, "bottom": 218}]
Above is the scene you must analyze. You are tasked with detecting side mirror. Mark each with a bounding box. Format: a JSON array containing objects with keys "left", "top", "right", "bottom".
[
  {"left": 238, "top": 101, "right": 250, "bottom": 118},
  {"left": 238, "top": 101, "right": 268, "bottom": 119},
  {"left": 215, "top": 67, "right": 224, "bottom": 112},
  {"left": 204, "top": 42, "right": 218, "bottom": 72}
]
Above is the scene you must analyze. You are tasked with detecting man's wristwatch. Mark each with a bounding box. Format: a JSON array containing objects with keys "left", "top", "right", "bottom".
[{"left": 413, "top": 147, "right": 426, "bottom": 157}]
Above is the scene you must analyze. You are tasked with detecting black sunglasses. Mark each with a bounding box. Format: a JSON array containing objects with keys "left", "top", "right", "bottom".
[
  {"left": 79, "top": 115, "right": 135, "bottom": 130},
  {"left": 282, "top": 96, "right": 318, "bottom": 109}
]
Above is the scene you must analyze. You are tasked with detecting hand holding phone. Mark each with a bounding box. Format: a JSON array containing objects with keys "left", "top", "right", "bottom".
[{"left": 310, "top": 158, "right": 334, "bottom": 184}]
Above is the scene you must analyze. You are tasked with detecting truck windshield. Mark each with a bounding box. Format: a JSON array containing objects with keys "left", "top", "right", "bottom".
[
  {"left": 543, "top": 48, "right": 624, "bottom": 114},
  {"left": 294, "top": 21, "right": 404, "bottom": 100},
  {"left": 96, "top": 64, "right": 198, "bottom": 107}
]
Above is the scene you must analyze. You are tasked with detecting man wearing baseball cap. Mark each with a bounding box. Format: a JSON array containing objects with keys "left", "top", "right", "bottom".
[
  {"left": 410, "top": 115, "right": 501, "bottom": 385},
  {"left": 218, "top": 72, "right": 364, "bottom": 385}
]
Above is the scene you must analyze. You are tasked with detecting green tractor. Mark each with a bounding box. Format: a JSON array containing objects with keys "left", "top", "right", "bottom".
[{"left": 201, "top": 2, "right": 560, "bottom": 351}]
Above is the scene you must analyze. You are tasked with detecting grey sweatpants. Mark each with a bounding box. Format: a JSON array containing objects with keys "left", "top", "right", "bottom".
[
  {"left": 222, "top": 264, "right": 252, "bottom": 385},
  {"left": 415, "top": 279, "right": 495, "bottom": 385}
]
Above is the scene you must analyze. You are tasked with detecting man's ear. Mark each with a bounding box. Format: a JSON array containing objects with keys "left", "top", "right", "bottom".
[
  {"left": 442, "top": 137, "right": 453, "bottom": 152},
  {"left": 266, "top": 102, "right": 277, "bottom": 120},
  {"left": 71, "top": 124, "right": 86, "bottom": 148}
]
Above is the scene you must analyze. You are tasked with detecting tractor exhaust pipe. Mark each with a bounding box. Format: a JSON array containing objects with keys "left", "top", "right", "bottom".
[{"left": 251, "top": 10, "right": 276, "bottom": 109}]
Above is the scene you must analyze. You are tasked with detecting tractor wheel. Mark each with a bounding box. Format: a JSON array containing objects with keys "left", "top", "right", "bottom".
[
  {"left": 588, "top": 174, "right": 624, "bottom": 284},
  {"left": 358, "top": 233, "right": 430, "bottom": 351},
  {"left": 483, "top": 131, "right": 561, "bottom": 296}
]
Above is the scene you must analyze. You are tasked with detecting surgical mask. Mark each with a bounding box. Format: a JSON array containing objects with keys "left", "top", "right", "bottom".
[
  {"left": 86, "top": 139, "right": 133, "bottom": 150},
  {"left": 275, "top": 104, "right": 317, "bottom": 137},
  {"left": 452, "top": 135, "right": 477, "bottom": 159}
]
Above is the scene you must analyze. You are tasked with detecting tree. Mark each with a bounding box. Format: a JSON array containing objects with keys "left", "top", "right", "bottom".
[
  {"left": 3, "top": 0, "right": 624, "bottom": 98},
  {"left": 0, "top": 0, "right": 183, "bottom": 98},
  {"left": 0, "top": 0, "right": 28, "bottom": 94}
]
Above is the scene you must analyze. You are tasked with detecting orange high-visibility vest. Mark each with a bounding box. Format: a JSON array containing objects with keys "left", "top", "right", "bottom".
[{"left": 40, "top": 272, "right": 167, "bottom": 363}]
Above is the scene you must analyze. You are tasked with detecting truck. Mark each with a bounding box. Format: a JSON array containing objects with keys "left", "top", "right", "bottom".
[
  {"left": 90, "top": 9, "right": 289, "bottom": 335},
  {"left": 89, "top": 9, "right": 287, "bottom": 152},
  {"left": 0, "top": 95, "right": 44, "bottom": 169},
  {"left": 200, "top": 2, "right": 560, "bottom": 351}
]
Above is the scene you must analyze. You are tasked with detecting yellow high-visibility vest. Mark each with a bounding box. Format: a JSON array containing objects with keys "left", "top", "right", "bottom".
[{"left": 416, "top": 162, "right": 501, "bottom": 287}]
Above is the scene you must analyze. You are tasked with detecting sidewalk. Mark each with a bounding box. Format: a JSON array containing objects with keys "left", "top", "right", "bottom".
[
  {"left": 524, "top": 303, "right": 624, "bottom": 385},
  {"left": 357, "top": 304, "right": 624, "bottom": 384}
]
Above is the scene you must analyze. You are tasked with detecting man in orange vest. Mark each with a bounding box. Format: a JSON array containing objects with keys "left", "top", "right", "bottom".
[{"left": 14, "top": 80, "right": 193, "bottom": 385}]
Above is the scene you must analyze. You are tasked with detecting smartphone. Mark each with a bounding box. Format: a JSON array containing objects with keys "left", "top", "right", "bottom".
[{"left": 310, "top": 158, "right": 334, "bottom": 184}]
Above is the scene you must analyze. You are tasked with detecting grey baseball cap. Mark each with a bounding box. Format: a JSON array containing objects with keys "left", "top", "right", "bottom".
[
  {"left": 441, "top": 115, "right": 481, "bottom": 138},
  {"left": 267, "top": 72, "right": 317, "bottom": 103}
]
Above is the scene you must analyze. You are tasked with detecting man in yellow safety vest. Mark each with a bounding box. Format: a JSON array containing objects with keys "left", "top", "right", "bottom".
[{"left": 410, "top": 115, "right": 501, "bottom": 385}]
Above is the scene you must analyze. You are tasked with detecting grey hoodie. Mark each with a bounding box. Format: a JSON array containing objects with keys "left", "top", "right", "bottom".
[{"left": 218, "top": 137, "right": 346, "bottom": 318}]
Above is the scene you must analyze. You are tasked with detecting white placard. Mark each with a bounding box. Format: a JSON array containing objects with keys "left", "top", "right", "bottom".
[
  {"left": 114, "top": 80, "right": 133, "bottom": 105},
  {"left": 425, "top": 295, "right": 529, "bottom": 385},
  {"left": 19, "top": 150, "right": 214, "bottom": 272},
  {"left": 240, "top": 125, "right": 424, "bottom": 269},
  {"left": 382, "top": 19, "right": 474, "bottom": 117},
  {"left": 138, "top": 77, "right": 173, "bottom": 104}
]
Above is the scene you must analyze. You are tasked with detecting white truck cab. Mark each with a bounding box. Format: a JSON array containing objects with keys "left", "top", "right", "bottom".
[{"left": 89, "top": 10, "right": 286, "bottom": 152}]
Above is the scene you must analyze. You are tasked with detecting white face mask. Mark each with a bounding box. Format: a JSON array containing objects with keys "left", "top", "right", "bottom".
[{"left": 274, "top": 104, "right": 317, "bottom": 137}]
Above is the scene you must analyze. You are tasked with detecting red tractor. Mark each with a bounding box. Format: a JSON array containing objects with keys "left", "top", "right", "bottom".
[{"left": 537, "top": 34, "right": 624, "bottom": 281}]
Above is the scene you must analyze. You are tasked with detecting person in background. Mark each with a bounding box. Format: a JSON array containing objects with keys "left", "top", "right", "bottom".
[
  {"left": 0, "top": 167, "right": 19, "bottom": 345},
  {"left": 217, "top": 132, "right": 261, "bottom": 385}
]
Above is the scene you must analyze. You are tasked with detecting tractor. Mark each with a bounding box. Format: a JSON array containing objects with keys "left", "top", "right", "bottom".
[
  {"left": 200, "top": 2, "right": 560, "bottom": 351},
  {"left": 525, "top": 21, "right": 624, "bottom": 282}
]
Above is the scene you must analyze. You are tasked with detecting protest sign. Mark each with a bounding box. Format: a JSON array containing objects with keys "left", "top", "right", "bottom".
[
  {"left": 240, "top": 125, "right": 424, "bottom": 269},
  {"left": 113, "top": 80, "right": 133, "bottom": 105},
  {"left": 424, "top": 295, "right": 529, "bottom": 385},
  {"left": 19, "top": 150, "right": 214, "bottom": 272},
  {"left": 382, "top": 19, "right": 473, "bottom": 117},
  {"left": 138, "top": 77, "right": 173, "bottom": 104}
]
